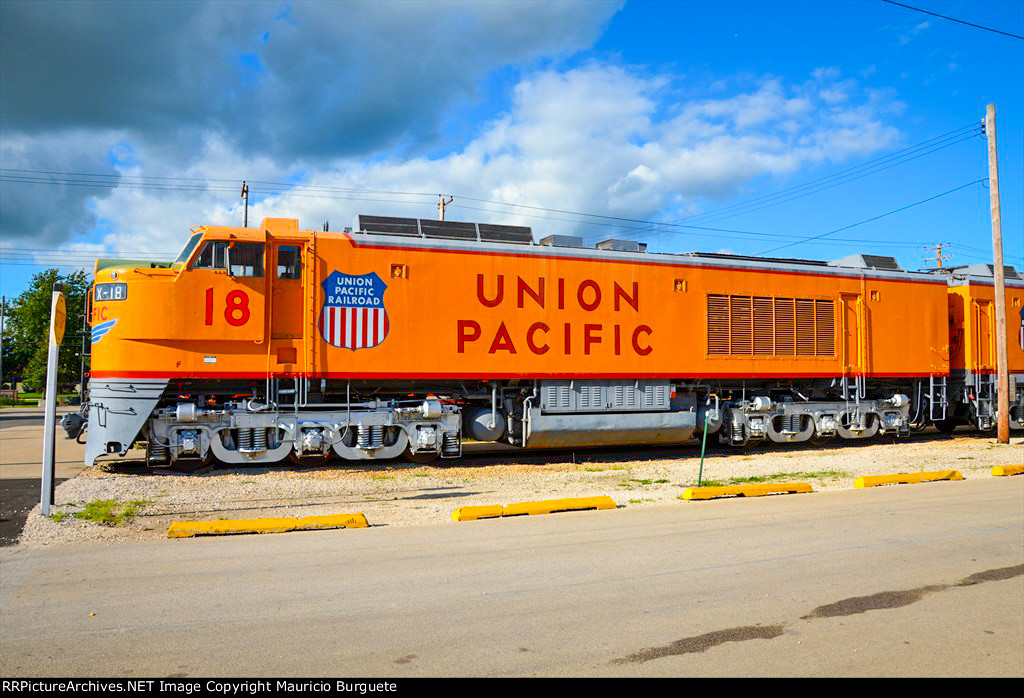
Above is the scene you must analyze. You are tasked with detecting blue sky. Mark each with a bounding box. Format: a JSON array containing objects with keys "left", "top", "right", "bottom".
[{"left": 1, "top": 0, "right": 1022, "bottom": 299}]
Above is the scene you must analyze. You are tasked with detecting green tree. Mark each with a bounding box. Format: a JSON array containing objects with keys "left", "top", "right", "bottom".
[{"left": 3, "top": 269, "right": 90, "bottom": 393}]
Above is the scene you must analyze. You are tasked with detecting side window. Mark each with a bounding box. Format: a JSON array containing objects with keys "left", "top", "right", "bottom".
[
  {"left": 229, "top": 242, "right": 264, "bottom": 278},
  {"left": 277, "top": 245, "right": 302, "bottom": 280},
  {"left": 192, "top": 241, "right": 227, "bottom": 269}
]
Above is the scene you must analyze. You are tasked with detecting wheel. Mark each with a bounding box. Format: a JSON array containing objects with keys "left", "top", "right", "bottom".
[{"left": 935, "top": 418, "right": 958, "bottom": 434}]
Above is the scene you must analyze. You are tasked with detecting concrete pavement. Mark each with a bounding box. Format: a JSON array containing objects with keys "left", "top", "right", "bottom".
[
  {"left": 0, "top": 419, "right": 86, "bottom": 546},
  {"left": 1, "top": 476, "right": 1021, "bottom": 677}
]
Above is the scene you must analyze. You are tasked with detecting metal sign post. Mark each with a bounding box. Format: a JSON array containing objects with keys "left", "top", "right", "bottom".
[{"left": 41, "top": 283, "right": 66, "bottom": 517}]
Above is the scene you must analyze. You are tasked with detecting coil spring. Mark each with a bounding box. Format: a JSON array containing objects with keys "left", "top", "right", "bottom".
[
  {"left": 149, "top": 441, "right": 168, "bottom": 462},
  {"left": 252, "top": 427, "right": 267, "bottom": 451},
  {"left": 237, "top": 427, "right": 253, "bottom": 450},
  {"left": 442, "top": 430, "right": 460, "bottom": 456},
  {"left": 356, "top": 425, "right": 384, "bottom": 449},
  {"left": 356, "top": 425, "right": 371, "bottom": 448},
  {"left": 731, "top": 411, "right": 745, "bottom": 442},
  {"left": 779, "top": 414, "right": 801, "bottom": 433}
]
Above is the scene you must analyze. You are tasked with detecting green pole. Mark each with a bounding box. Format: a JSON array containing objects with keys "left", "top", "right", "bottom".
[{"left": 697, "top": 407, "right": 710, "bottom": 486}]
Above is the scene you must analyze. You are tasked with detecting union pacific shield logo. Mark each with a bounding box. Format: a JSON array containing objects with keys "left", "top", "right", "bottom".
[{"left": 320, "top": 271, "right": 389, "bottom": 350}]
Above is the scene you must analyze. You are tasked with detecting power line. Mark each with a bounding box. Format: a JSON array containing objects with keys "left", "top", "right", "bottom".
[
  {"left": 881, "top": 0, "right": 1024, "bottom": 41},
  {"left": 759, "top": 179, "right": 985, "bottom": 255},
  {"left": 0, "top": 169, "right": 438, "bottom": 199},
  {"left": 0, "top": 125, "right": 1000, "bottom": 263},
  {"left": 672, "top": 132, "right": 980, "bottom": 227},
  {"left": 655, "top": 123, "right": 981, "bottom": 227},
  {"left": 2, "top": 169, "right": 943, "bottom": 246},
  {"left": 0, "top": 121, "right": 983, "bottom": 228}
]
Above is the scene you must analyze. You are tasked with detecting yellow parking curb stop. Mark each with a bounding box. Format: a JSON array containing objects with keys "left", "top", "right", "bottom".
[
  {"left": 168, "top": 513, "right": 368, "bottom": 538},
  {"left": 854, "top": 471, "right": 962, "bottom": 488},
  {"left": 453, "top": 497, "right": 617, "bottom": 521},
  {"left": 452, "top": 505, "right": 504, "bottom": 521},
  {"left": 992, "top": 465, "right": 1024, "bottom": 477},
  {"left": 502, "top": 496, "right": 617, "bottom": 517},
  {"left": 680, "top": 483, "right": 813, "bottom": 500}
]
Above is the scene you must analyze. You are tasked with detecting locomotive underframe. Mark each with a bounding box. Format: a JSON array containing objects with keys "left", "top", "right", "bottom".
[{"left": 82, "top": 372, "right": 1024, "bottom": 468}]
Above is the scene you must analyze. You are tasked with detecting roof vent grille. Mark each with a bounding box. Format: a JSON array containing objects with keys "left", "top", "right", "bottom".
[
  {"left": 828, "top": 254, "right": 901, "bottom": 271},
  {"left": 595, "top": 239, "right": 647, "bottom": 253},
  {"left": 357, "top": 215, "right": 532, "bottom": 245}
]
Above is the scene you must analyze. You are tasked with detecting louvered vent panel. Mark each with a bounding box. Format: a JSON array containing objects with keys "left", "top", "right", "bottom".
[
  {"left": 707, "top": 295, "right": 730, "bottom": 354},
  {"left": 729, "top": 295, "right": 753, "bottom": 355},
  {"left": 541, "top": 383, "right": 572, "bottom": 412},
  {"left": 774, "top": 298, "right": 795, "bottom": 356},
  {"left": 709, "top": 293, "right": 833, "bottom": 358},
  {"left": 753, "top": 297, "right": 774, "bottom": 355},
  {"left": 796, "top": 299, "right": 816, "bottom": 356},
  {"left": 815, "top": 300, "right": 835, "bottom": 356},
  {"left": 578, "top": 384, "right": 604, "bottom": 410},
  {"left": 612, "top": 384, "right": 625, "bottom": 408}
]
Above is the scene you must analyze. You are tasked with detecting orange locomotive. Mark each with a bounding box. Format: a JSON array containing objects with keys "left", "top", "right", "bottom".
[{"left": 79, "top": 216, "right": 1024, "bottom": 467}]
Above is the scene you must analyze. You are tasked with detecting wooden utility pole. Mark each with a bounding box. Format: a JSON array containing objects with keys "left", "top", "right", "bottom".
[
  {"left": 241, "top": 181, "right": 249, "bottom": 227},
  {"left": 925, "top": 243, "right": 952, "bottom": 268},
  {"left": 986, "top": 104, "right": 1010, "bottom": 444},
  {"left": 438, "top": 195, "right": 453, "bottom": 221}
]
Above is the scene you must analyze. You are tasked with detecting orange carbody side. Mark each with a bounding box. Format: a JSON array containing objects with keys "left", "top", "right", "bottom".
[{"left": 90, "top": 219, "right": 956, "bottom": 382}]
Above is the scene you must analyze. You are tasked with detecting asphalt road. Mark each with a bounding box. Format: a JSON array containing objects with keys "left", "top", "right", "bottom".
[
  {"left": 1, "top": 476, "right": 1021, "bottom": 677},
  {"left": 0, "top": 478, "right": 65, "bottom": 547}
]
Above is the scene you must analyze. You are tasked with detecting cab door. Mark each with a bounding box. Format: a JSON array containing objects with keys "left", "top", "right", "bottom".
[
  {"left": 270, "top": 242, "right": 305, "bottom": 339},
  {"left": 972, "top": 299, "right": 994, "bottom": 371},
  {"left": 840, "top": 293, "right": 864, "bottom": 375}
]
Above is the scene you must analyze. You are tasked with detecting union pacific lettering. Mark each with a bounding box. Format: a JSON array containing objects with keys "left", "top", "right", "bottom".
[{"left": 457, "top": 274, "right": 653, "bottom": 356}]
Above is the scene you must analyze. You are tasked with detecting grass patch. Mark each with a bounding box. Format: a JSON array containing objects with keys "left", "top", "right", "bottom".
[
  {"left": 627, "top": 498, "right": 656, "bottom": 504},
  {"left": 51, "top": 510, "right": 69, "bottom": 523},
  {"left": 74, "top": 499, "right": 150, "bottom": 526},
  {"left": 724, "top": 470, "right": 850, "bottom": 485},
  {"left": 620, "top": 478, "right": 671, "bottom": 487}
]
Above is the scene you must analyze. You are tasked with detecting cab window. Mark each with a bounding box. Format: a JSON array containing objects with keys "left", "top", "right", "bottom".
[
  {"left": 277, "top": 245, "right": 301, "bottom": 280},
  {"left": 192, "top": 241, "right": 227, "bottom": 269},
  {"left": 229, "top": 242, "right": 264, "bottom": 278},
  {"left": 174, "top": 232, "right": 203, "bottom": 265}
]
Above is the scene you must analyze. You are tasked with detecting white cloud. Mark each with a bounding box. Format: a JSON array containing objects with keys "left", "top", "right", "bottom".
[
  {"left": 11, "top": 64, "right": 904, "bottom": 258},
  {"left": 104, "top": 66, "right": 899, "bottom": 251}
]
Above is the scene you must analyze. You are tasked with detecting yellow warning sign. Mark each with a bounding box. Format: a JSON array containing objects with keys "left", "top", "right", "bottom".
[{"left": 52, "top": 294, "right": 66, "bottom": 346}]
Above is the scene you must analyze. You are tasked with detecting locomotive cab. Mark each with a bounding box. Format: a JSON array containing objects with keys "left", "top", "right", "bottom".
[{"left": 85, "top": 218, "right": 460, "bottom": 467}]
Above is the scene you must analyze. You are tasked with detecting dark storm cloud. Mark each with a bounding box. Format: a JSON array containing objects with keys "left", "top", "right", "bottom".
[
  {"left": 0, "top": 0, "right": 619, "bottom": 243},
  {"left": 0, "top": 132, "right": 121, "bottom": 243},
  {"left": 0, "top": 0, "right": 622, "bottom": 160}
]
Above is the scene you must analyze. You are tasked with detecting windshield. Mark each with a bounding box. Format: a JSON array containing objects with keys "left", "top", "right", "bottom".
[{"left": 173, "top": 232, "right": 203, "bottom": 265}]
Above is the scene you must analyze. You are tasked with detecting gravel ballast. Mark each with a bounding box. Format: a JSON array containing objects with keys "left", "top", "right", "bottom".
[{"left": 17, "top": 432, "right": 1023, "bottom": 546}]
